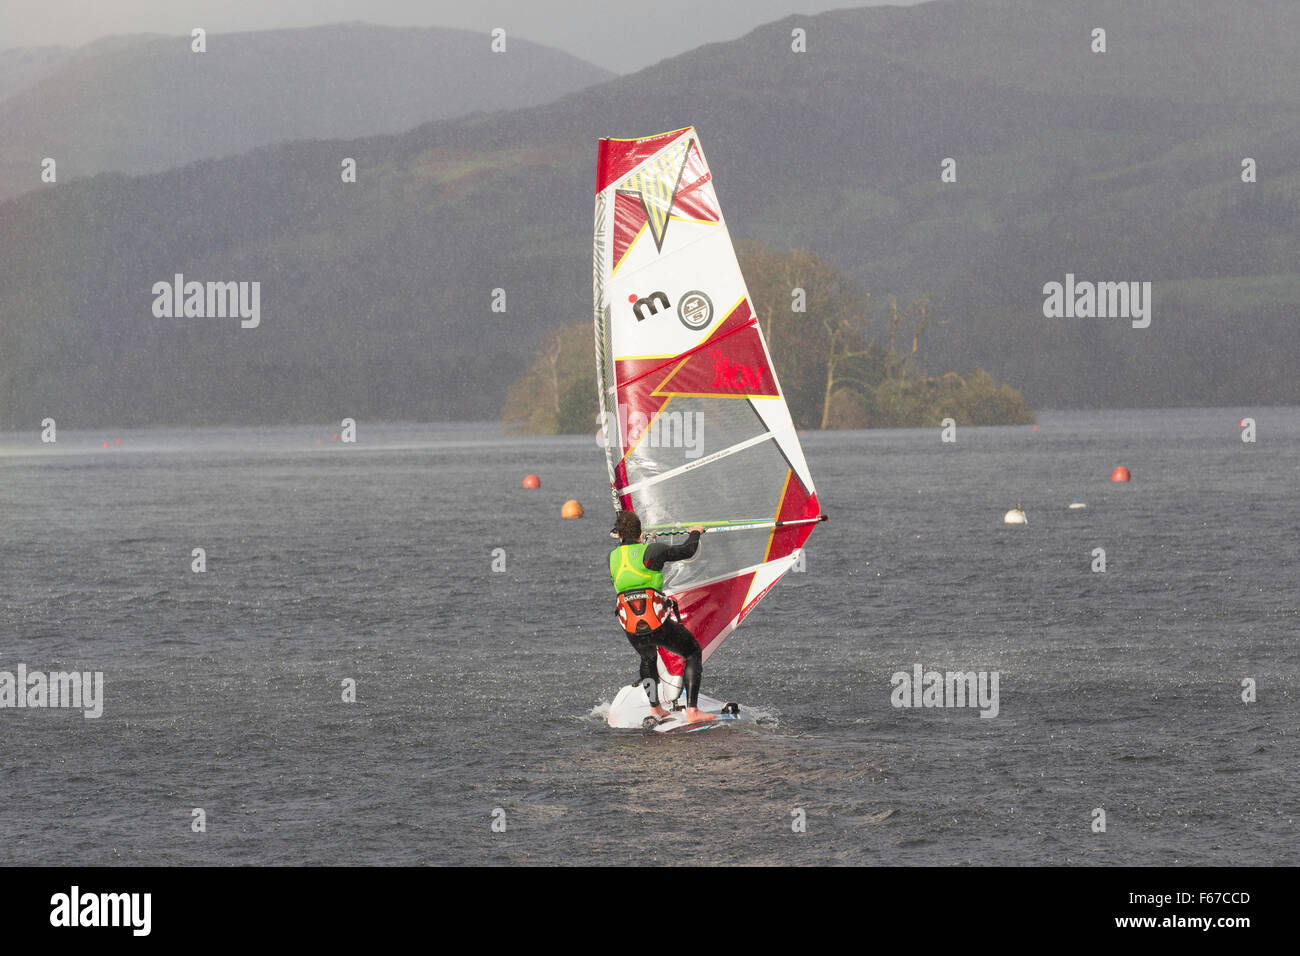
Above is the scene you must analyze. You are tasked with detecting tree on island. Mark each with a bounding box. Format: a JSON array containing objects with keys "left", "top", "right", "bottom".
[
  {"left": 501, "top": 244, "right": 1033, "bottom": 433},
  {"left": 500, "top": 322, "right": 590, "bottom": 434}
]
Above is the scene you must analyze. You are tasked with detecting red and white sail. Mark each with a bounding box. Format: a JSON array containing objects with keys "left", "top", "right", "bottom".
[{"left": 593, "top": 127, "right": 822, "bottom": 673}]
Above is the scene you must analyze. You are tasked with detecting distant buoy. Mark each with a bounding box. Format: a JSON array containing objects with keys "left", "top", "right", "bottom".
[
  {"left": 1031, "top": 425, "right": 1038, "bottom": 431},
  {"left": 561, "top": 499, "right": 584, "bottom": 518},
  {"left": 1003, "top": 505, "right": 1027, "bottom": 525},
  {"left": 1068, "top": 499, "right": 1087, "bottom": 510},
  {"left": 1111, "top": 466, "right": 1130, "bottom": 482},
  {"left": 522, "top": 474, "right": 540, "bottom": 489}
]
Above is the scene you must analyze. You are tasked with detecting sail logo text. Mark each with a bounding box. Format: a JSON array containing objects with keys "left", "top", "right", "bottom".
[
  {"left": 629, "top": 289, "right": 714, "bottom": 331},
  {"left": 711, "top": 350, "right": 766, "bottom": 391},
  {"left": 50, "top": 886, "right": 151, "bottom": 936},
  {"left": 677, "top": 290, "right": 713, "bottom": 330},
  {"left": 1042, "top": 273, "right": 1151, "bottom": 328},
  {"left": 890, "top": 664, "right": 999, "bottom": 718},
  {"left": 152, "top": 273, "right": 261, "bottom": 328},
  {"left": 629, "top": 291, "right": 669, "bottom": 322},
  {"left": 0, "top": 663, "right": 104, "bottom": 718}
]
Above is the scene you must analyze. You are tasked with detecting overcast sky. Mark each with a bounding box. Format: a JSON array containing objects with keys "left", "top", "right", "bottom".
[{"left": 0, "top": 0, "right": 934, "bottom": 72}]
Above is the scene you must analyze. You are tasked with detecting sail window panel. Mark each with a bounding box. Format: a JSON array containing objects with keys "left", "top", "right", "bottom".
[
  {"left": 621, "top": 395, "right": 767, "bottom": 490},
  {"left": 634, "top": 439, "right": 788, "bottom": 533},
  {"left": 662, "top": 527, "right": 776, "bottom": 592}
]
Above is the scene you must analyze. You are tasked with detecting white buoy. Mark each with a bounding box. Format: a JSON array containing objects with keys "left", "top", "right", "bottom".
[
  {"left": 1003, "top": 505, "right": 1027, "bottom": 525},
  {"left": 1068, "top": 499, "right": 1087, "bottom": 510}
]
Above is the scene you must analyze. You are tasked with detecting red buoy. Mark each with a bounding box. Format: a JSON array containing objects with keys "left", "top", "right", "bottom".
[
  {"left": 522, "top": 474, "right": 541, "bottom": 489},
  {"left": 1111, "top": 466, "right": 1131, "bottom": 482}
]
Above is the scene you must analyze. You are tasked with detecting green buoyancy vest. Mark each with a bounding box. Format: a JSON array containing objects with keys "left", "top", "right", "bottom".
[{"left": 609, "top": 543, "right": 663, "bottom": 594}]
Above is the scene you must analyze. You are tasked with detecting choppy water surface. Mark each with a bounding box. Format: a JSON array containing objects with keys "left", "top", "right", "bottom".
[{"left": 1, "top": 409, "right": 1296, "bottom": 865}]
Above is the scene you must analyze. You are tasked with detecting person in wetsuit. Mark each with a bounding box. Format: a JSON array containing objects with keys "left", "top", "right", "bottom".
[{"left": 609, "top": 509, "right": 713, "bottom": 723}]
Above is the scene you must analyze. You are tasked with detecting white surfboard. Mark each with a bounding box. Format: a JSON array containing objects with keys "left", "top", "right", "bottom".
[{"left": 607, "top": 681, "right": 752, "bottom": 733}]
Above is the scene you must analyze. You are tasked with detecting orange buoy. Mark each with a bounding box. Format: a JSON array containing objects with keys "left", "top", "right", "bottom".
[
  {"left": 1111, "top": 466, "right": 1131, "bottom": 482},
  {"left": 561, "top": 499, "right": 584, "bottom": 518},
  {"left": 522, "top": 474, "right": 541, "bottom": 489}
]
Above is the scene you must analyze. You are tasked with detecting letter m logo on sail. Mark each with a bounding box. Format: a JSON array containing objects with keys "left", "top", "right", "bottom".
[{"left": 631, "top": 291, "right": 670, "bottom": 322}]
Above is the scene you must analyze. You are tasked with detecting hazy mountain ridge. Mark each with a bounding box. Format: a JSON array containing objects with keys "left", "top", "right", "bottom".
[
  {"left": 0, "top": 45, "right": 74, "bottom": 102},
  {"left": 0, "top": 22, "right": 612, "bottom": 202},
  {"left": 0, "top": 36, "right": 169, "bottom": 102},
  {"left": 2, "top": 0, "right": 1298, "bottom": 428}
]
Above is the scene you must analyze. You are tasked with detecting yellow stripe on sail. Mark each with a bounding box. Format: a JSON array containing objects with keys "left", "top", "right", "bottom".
[
  {"left": 616, "top": 136, "right": 693, "bottom": 251},
  {"left": 620, "top": 394, "right": 680, "bottom": 464},
  {"left": 600, "top": 126, "right": 692, "bottom": 143},
  {"left": 611, "top": 222, "right": 648, "bottom": 276}
]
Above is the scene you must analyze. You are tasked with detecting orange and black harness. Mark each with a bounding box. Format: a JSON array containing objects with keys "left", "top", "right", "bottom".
[{"left": 615, "top": 588, "right": 681, "bottom": 635}]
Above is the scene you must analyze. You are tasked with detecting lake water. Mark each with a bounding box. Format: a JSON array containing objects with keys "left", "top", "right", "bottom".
[{"left": 1, "top": 408, "right": 1296, "bottom": 865}]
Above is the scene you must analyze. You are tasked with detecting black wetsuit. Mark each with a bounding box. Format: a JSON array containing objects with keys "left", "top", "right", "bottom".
[{"left": 623, "top": 532, "right": 704, "bottom": 709}]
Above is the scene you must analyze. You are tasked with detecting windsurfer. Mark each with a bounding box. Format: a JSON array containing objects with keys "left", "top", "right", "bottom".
[{"left": 609, "top": 510, "right": 713, "bottom": 723}]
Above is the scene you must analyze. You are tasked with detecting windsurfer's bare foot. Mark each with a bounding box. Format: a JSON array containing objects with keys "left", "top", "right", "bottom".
[
  {"left": 685, "top": 707, "right": 716, "bottom": 723},
  {"left": 650, "top": 704, "right": 670, "bottom": 718}
]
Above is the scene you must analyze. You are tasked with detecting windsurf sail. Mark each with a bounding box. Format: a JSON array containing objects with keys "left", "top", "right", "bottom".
[{"left": 593, "top": 126, "right": 824, "bottom": 676}]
